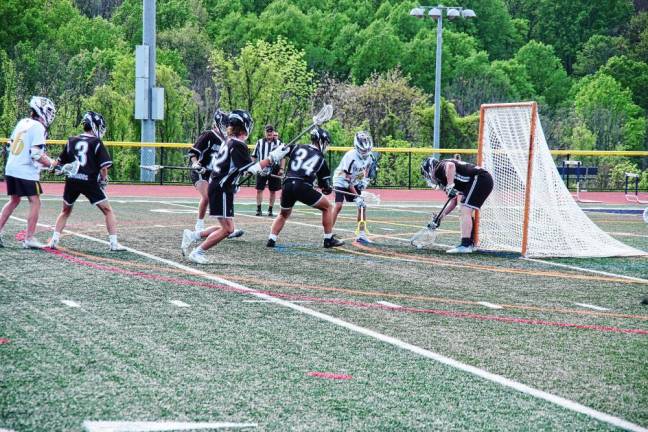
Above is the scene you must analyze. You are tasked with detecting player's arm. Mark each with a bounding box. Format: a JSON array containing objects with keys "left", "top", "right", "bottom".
[
  {"left": 188, "top": 132, "right": 209, "bottom": 166},
  {"left": 316, "top": 161, "right": 332, "bottom": 195},
  {"left": 443, "top": 162, "right": 459, "bottom": 197},
  {"left": 440, "top": 196, "right": 459, "bottom": 218}
]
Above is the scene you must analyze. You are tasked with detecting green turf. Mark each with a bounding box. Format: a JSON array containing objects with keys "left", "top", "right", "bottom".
[{"left": 1, "top": 195, "right": 647, "bottom": 431}]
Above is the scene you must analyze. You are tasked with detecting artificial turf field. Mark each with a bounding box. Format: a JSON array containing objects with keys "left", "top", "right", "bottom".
[{"left": 0, "top": 189, "right": 647, "bottom": 431}]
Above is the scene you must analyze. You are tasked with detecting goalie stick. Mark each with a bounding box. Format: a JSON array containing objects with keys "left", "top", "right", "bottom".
[{"left": 410, "top": 196, "right": 454, "bottom": 249}]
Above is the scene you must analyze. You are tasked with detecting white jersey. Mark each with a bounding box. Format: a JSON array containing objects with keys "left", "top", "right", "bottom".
[
  {"left": 6, "top": 118, "right": 47, "bottom": 181},
  {"left": 332, "top": 149, "right": 372, "bottom": 188}
]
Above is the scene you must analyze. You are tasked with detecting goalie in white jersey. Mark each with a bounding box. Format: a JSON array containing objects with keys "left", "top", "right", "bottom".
[
  {"left": 332, "top": 131, "right": 375, "bottom": 243},
  {"left": 0, "top": 96, "right": 57, "bottom": 249}
]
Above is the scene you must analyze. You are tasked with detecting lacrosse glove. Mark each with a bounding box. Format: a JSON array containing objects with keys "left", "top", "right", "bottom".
[
  {"left": 268, "top": 145, "right": 290, "bottom": 164},
  {"left": 354, "top": 196, "right": 366, "bottom": 208},
  {"left": 99, "top": 177, "right": 109, "bottom": 190},
  {"left": 191, "top": 161, "right": 206, "bottom": 175},
  {"left": 445, "top": 184, "right": 458, "bottom": 199}
]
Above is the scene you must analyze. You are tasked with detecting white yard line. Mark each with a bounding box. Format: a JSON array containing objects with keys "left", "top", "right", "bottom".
[
  {"left": 523, "top": 258, "right": 648, "bottom": 284},
  {"left": 169, "top": 300, "right": 190, "bottom": 308},
  {"left": 377, "top": 301, "right": 402, "bottom": 308},
  {"left": 83, "top": 420, "right": 257, "bottom": 432},
  {"left": 574, "top": 303, "right": 610, "bottom": 312},
  {"left": 10, "top": 214, "right": 646, "bottom": 432},
  {"left": 243, "top": 300, "right": 313, "bottom": 304},
  {"left": 61, "top": 300, "right": 81, "bottom": 308},
  {"left": 478, "top": 301, "right": 503, "bottom": 310}
]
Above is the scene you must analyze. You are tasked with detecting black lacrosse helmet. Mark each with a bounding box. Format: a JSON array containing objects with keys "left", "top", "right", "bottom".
[
  {"left": 81, "top": 111, "right": 107, "bottom": 138},
  {"left": 420, "top": 156, "right": 439, "bottom": 185},
  {"left": 228, "top": 109, "right": 254, "bottom": 136},
  {"left": 213, "top": 109, "right": 229, "bottom": 135},
  {"left": 310, "top": 127, "right": 331, "bottom": 153}
]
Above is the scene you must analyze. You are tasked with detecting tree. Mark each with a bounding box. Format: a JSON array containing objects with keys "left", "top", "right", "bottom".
[
  {"left": 350, "top": 21, "right": 403, "bottom": 84},
  {"left": 623, "top": 11, "right": 648, "bottom": 63},
  {"left": 573, "top": 35, "right": 627, "bottom": 76},
  {"left": 599, "top": 56, "right": 648, "bottom": 112},
  {"left": 514, "top": 41, "right": 571, "bottom": 108},
  {"left": 255, "top": 0, "right": 312, "bottom": 50},
  {"left": 0, "top": 53, "right": 18, "bottom": 137}
]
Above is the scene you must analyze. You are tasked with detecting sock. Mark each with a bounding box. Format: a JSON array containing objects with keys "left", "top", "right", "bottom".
[
  {"left": 257, "top": 205, "right": 262, "bottom": 212},
  {"left": 191, "top": 231, "right": 202, "bottom": 241},
  {"left": 195, "top": 218, "right": 205, "bottom": 229},
  {"left": 52, "top": 231, "right": 61, "bottom": 241},
  {"left": 268, "top": 234, "right": 277, "bottom": 241},
  {"left": 109, "top": 234, "right": 118, "bottom": 245},
  {"left": 323, "top": 233, "right": 333, "bottom": 239},
  {"left": 268, "top": 206, "right": 273, "bottom": 212},
  {"left": 461, "top": 237, "right": 472, "bottom": 247}
]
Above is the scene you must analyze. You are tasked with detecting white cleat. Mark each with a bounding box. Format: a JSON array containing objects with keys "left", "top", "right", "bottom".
[
  {"left": 356, "top": 232, "right": 373, "bottom": 244},
  {"left": 188, "top": 248, "right": 209, "bottom": 264},
  {"left": 181, "top": 229, "right": 195, "bottom": 256},
  {"left": 446, "top": 245, "right": 475, "bottom": 254},
  {"left": 47, "top": 238, "right": 59, "bottom": 250},
  {"left": 110, "top": 242, "right": 127, "bottom": 251},
  {"left": 22, "top": 237, "right": 45, "bottom": 249},
  {"left": 227, "top": 229, "right": 244, "bottom": 239}
]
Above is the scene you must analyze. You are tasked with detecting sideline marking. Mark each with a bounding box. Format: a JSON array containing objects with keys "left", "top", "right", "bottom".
[
  {"left": 377, "top": 301, "right": 402, "bottom": 308},
  {"left": 11, "top": 216, "right": 648, "bottom": 432},
  {"left": 0, "top": 428, "right": 18, "bottom": 432},
  {"left": 478, "top": 302, "right": 503, "bottom": 310},
  {"left": 169, "top": 300, "right": 190, "bottom": 308},
  {"left": 574, "top": 303, "right": 610, "bottom": 312},
  {"left": 243, "top": 300, "right": 313, "bottom": 304},
  {"left": 82, "top": 420, "right": 256, "bottom": 431},
  {"left": 524, "top": 258, "right": 648, "bottom": 284},
  {"left": 61, "top": 300, "right": 81, "bottom": 308}
]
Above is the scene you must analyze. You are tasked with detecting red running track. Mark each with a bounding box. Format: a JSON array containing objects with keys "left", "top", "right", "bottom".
[{"left": 1, "top": 181, "right": 645, "bottom": 205}]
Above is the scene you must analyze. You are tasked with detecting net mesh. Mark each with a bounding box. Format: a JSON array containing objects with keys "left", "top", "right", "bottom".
[{"left": 478, "top": 103, "right": 645, "bottom": 258}]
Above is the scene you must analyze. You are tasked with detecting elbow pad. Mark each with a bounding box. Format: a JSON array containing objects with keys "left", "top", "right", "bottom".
[{"left": 30, "top": 147, "right": 44, "bottom": 161}]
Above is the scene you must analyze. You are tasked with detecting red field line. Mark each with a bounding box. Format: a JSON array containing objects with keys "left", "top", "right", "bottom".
[
  {"left": 307, "top": 372, "right": 352, "bottom": 380},
  {"left": 46, "top": 248, "right": 648, "bottom": 336}
]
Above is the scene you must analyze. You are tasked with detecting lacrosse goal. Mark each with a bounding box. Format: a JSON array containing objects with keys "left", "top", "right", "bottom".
[{"left": 474, "top": 101, "right": 645, "bottom": 258}]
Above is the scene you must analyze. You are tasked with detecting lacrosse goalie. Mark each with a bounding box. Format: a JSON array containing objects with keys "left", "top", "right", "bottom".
[
  {"left": 266, "top": 127, "right": 344, "bottom": 249},
  {"left": 331, "top": 131, "right": 375, "bottom": 243},
  {"left": 187, "top": 109, "right": 243, "bottom": 239},
  {"left": 47, "top": 111, "right": 125, "bottom": 251},
  {"left": 0, "top": 96, "right": 57, "bottom": 248},
  {"left": 420, "top": 156, "right": 494, "bottom": 253},
  {"left": 181, "top": 110, "right": 287, "bottom": 264}
]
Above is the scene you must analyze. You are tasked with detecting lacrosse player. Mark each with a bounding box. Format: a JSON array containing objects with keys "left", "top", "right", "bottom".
[
  {"left": 47, "top": 111, "right": 125, "bottom": 251},
  {"left": 331, "top": 131, "right": 375, "bottom": 243},
  {"left": 420, "top": 156, "right": 494, "bottom": 253},
  {"left": 266, "top": 127, "right": 344, "bottom": 249},
  {"left": 0, "top": 96, "right": 57, "bottom": 248},
  {"left": 252, "top": 124, "right": 284, "bottom": 217},
  {"left": 187, "top": 109, "right": 243, "bottom": 239},
  {"left": 181, "top": 110, "right": 288, "bottom": 264}
]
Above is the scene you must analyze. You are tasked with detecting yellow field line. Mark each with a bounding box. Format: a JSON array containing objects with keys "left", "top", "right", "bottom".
[{"left": 55, "top": 246, "right": 648, "bottom": 321}]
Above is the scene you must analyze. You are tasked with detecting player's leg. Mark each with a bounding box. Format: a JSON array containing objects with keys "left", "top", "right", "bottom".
[
  {"left": 314, "top": 198, "right": 344, "bottom": 248},
  {"left": 188, "top": 217, "right": 233, "bottom": 264},
  {"left": 49, "top": 181, "right": 81, "bottom": 249},
  {"left": 96, "top": 201, "right": 126, "bottom": 251},
  {"left": 187, "top": 185, "right": 234, "bottom": 263},
  {"left": 268, "top": 190, "right": 276, "bottom": 217},
  {"left": 24, "top": 194, "right": 43, "bottom": 247},
  {"left": 447, "top": 173, "right": 493, "bottom": 254},
  {"left": 267, "top": 175, "right": 281, "bottom": 217},
  {"left": 0, "top": 193, "right": 21, "bottom": 247},
  {"left": 267, "top": 182, "right": 296, "bottom": 247},
  {"left": 255, "top": 174, "right": 265, "bottom": 216},
  {"left": 195, "top": 179, "right": 209, "bottom": 231}
]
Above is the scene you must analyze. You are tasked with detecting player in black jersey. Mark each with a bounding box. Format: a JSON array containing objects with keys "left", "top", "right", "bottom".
[
  {"left": 181, "top": 109, "right": 286, "bottom": 264},
  {"left": 48, "top": 111, "right": 125, "bottom": 251},
  {"left": 186, "top": 109, "right": 243, "bottom": 239},
  {"left": 421, "top": 156, "right": 494, "bottom": 253},
  {"left": 266, "top": 127, "right": 344, "bottom": 249}
]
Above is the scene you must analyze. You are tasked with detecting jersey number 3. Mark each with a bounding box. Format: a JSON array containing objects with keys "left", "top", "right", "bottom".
[
  {"left": 75, "top": 141, "right": 89, "bottom": 166},
  {"left": 290, "top": 148, "right": 319, "bottom": 176}
]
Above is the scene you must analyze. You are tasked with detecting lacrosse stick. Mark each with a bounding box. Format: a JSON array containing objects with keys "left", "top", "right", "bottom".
[
  {"left": 410, "top": 196, "right": 454, "bottom": 249},
  {"left": 284, "top": 104, "right": 334, "bottom": 147},
  {"left": 140, "top": 164, "right": 200, "bottom": 174},
  {"left": 355, "top": 200, "right": 370, "bottom": 236},
  {"left": 48, "top": 159, "right": 80, "bottom": 177},
  {"left": 332, "top": 188, "right": 381, "bottom": 205}
]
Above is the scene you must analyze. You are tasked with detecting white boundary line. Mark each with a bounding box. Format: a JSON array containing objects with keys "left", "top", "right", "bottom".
[
  {"left": 82, "top": 420, "right": 257, "bottom": 431},
  {"left": 523, "top": 258, "right": 648, "bottom": 284},
  {"left": 574, "top": 303, "right": 610, "bottom": 312},
  {"left": 377, "top": 301, "right": 402, "bottom": 308},
  {"left": 478, "top": 301, "right": 503, "bottom": 310},
  {"left": 169, "top": 300, "right": 190, "bottom": 308},
  {"left": 61, "top": 300, "right": 81, "bottom": 308},
  {"left": 9, "top": 215, "right": 646, "bottom": 432}
]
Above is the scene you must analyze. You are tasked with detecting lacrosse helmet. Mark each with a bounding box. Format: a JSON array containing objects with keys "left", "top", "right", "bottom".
[
  {"left": 81, "top": 111, "right": 107, "bottom": 138},
  {"left": 354, "top": 131, "right": 373, "bottom": 159},
  {"left": 213, "top": 109, "right": 229, "bottom": 135},
  {"left": 228, "top": 109, "right": 254, "bottom": 136},
  {"left": 420, "top": 156, "right": 440, "bottom": 185},
  {"left": 310, "top": 127, "right": 331, "bottom": 153},
  {"left": 29, "top": 96, "right": 56, "bottom": 127}
]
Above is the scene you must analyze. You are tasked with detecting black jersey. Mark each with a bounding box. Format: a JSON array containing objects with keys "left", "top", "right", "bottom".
[
  {"left": 433, "top": 159, "right": 487, "bottom": 194},
  {"left": 188, "top": 129, "right": 224, "bottom": 168},
  {"left": 211, "top": 137, "right": 253, "bottom": 191},
  {"left": 285, "top": 144, "right": 330, "bottom": 187},
  {"left": 58, "top": 134, "right": 112, "bottom": 183}
]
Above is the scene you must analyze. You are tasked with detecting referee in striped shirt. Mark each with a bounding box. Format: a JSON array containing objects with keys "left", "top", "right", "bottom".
[{"left": 252, "top": 125, "right": 283, "bottom": 216}]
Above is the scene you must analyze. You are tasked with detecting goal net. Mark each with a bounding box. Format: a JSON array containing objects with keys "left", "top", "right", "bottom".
[{"left": 475, "top": 102, "right": 645, "bottom": 258}]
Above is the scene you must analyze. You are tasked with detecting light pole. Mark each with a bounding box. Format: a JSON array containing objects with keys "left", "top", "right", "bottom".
[{"left": 410, "top": 6, "right": 476, "bottom": 152}]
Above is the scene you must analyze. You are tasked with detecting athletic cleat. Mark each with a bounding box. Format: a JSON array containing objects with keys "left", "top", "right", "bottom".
[
  {"left": 266, "top": 238, "right": 276, "bottom": 248},
  {"left": 181, "top": 229, "right": 195, "bottom": 256},
  {"left": 188, "top": 248, "right": 209, "bottom": 264},
  {"left": 446, "top": 244, "right": 474, "bottom": 254},
  {"left": 110, "top": 242, "right": 127, "bottom": 251},
  {"left": 323, "top": 235, "right": 345, "bottom": 248},
  {"left": 47, "top": 237, "right": 59, "bottom": 250},
  {"left": 227, "top": 229, "right": 245, "bottom": 239},
  {"left": 267, "top": 209, "right": 274, "bottom": 217},
  {"left": 256, "top": 209, "right": 263, "bottom": 216},
  {"left": 194, "top": 222, "right": 205, "bottom": 232},
  {"left": 356, "top": 232, "right": 373, "bottom": 244},
  {"left": 0, "top": 232, "right": 4, "bottom": 248},
  {"left": 22, "top": 237, "right": 45, "bottom": 249}
]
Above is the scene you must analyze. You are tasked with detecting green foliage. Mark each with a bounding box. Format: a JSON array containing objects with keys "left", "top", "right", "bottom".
[
  {"left": 350, "top": 21, "right": 403, "bottom": 84},
  {"left": 0, "top": 52, "right": 18, "bottom": 137},
  {"left": 624, "top": 12, "right": 648, "bottom": 63},
  {"left": 414, "top": 99, "right": 478, "bottom": 149},
  {"left": 515, "top": 41, "right": 572, "bottom": 108},
  {"left": 608, "top": 160, "right": 639, "bottom": 190},
  {"left": 573, "top": 35, "right": 627, "bottom": 77},
  {"left": 599, "top": 56, "right": 648, "bottom": 112}
]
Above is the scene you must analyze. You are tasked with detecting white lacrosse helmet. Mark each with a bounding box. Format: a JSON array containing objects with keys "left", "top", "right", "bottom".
[
  {"left": 354, "top": 131, "right": 373, "bottom": 159},
  {"left": 29, "top": 96, "right": 56, "bottom": 127},
  {"left": 81, "top": 111, "right": 107, "bottom": 138}
]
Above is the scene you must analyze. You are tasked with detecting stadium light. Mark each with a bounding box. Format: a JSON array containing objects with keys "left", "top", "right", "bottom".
[{"left": 409, "top": 5, "right": 477, "bottom": 152}]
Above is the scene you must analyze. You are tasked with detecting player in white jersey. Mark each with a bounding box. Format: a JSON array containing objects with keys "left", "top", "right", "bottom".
[
  {"left": 0, "top": 97, "right": 57, "bottom": 249},
  {"left": 331, "top": 131, "right": 374, "bottom": 243}
]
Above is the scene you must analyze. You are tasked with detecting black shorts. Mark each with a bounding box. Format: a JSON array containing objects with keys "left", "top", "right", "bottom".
[
  {"left": 256, "top": 171, "right": 282, "bottom": 192},
  {"left": 63, "top": 180, "right": 107, "bottom": 206},
  {"left": 462, "top": 172, "right": 494, "bottom": 210},
  {"left": 208, "top": 181, "right": 234, "bottom": 218},
  {"left": 280, "top": 179, "right": 324, "bottom": 209},
  {"left": 190, "top": 169, "right": 211, "bottom": 186},
  {"left": 334, "top": 185, "right": 364, "bottom": 203},
  {"left": 5, "top": 175, "right": 42, "bottom": 197}
]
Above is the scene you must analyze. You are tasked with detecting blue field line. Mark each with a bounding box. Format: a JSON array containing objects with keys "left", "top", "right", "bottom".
[{"left": 583, "top": 208, "right": 644, "bottom": 215}]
